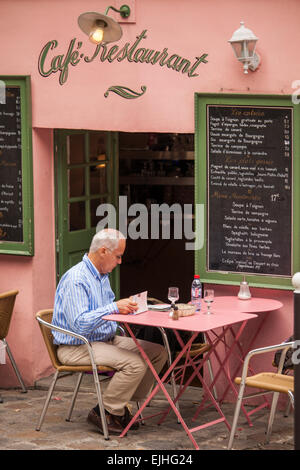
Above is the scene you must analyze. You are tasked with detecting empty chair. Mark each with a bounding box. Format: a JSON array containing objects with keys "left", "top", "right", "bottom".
[
  {"left": 228, "top": 341, "right": 294, "bottom": 450},
  {"left": 148, "top": 297, "right": 215, "bottom": 395},
  {"left": 0, "top": 290, "right": 27, "bottom": 395},
  {"left": 36, "top": 309, "right": 122, "bottom": 440},
  {"left": 174, "top": 342, "right": 215, "bottom": 391},
  {"left": 148, "top": 298, "right": 216, "bottom": 414}
]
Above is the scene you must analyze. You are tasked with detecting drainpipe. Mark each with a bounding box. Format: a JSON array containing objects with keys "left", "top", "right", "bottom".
[{"left": 293, "top": 272, "right": 300, "bottom": 450}]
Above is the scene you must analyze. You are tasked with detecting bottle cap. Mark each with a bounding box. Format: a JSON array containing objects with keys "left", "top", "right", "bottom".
[{"left": 194, "top": 275, "right": 200, "bottom": 278}]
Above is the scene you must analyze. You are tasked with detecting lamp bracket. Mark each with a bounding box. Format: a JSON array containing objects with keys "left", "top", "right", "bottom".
[
  {"left": 248, "top": 52, "right": 260, "bottom": 72},
  {"left": 104, "top": 4, "right": 131, "bottom": 18}
]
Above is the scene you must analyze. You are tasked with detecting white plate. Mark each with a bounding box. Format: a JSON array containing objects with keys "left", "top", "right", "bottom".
[{"left": 147, "top": 304, "right": 171, "bottom": 311}]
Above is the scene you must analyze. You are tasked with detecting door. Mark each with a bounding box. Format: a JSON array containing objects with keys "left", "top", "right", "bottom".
[{"left": 54, "top": 129, "right": 119, "bottom": 293}]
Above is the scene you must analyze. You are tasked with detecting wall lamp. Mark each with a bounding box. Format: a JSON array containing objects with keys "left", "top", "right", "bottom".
[
  {"left": 228, "top": 21, "right": 260, "bottom": 74},
  {"left": 78, "top": 4, "right": 131, "bottom": 45}
]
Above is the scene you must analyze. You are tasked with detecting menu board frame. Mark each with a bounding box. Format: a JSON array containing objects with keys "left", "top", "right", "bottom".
[
  {"left": 194, "top": 93, "right": 300, "bottom": 290},
  {"left": 0, "top": 76, "right": 33, "bottom": 256}
]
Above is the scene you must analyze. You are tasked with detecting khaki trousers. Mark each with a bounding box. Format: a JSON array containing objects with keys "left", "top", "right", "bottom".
[{"left": 57, "top": 335, "right": 168, "bottom": 416}]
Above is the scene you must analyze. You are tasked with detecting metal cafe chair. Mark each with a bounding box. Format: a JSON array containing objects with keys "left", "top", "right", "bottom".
[
  {"left": 228, "top": 341, "right": 294, "bottom": 450},
  {"left": 36, "top": 309, "right": 125, "bottom": 440},
  {"left": 0, "top": 290, "right": 27, "bottom": 399},
  {"left": 173, "top": 341, "right": 215, "bottom": 392}
]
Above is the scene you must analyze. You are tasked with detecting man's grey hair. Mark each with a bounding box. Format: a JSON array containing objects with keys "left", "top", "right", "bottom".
[{"left": 89, "top": 228, "right": 126, "bottom": 253}]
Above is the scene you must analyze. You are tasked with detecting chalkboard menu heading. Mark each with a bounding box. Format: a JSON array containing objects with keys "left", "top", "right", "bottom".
[{"left": 0, "top": 76, "right": 33, "bottom": 256}]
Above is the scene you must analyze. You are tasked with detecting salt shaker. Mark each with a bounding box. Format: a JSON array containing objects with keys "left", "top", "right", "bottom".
[{"left": 238, "top": 275, "right": 251, "bottom": 300}]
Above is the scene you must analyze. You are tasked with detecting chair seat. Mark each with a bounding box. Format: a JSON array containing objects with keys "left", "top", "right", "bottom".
[
  {"left": 176, "top": 342, "right": 211, "bottom": 359},
  {"left": 235, "top": 373, "right": 294, "bottom": 394}
]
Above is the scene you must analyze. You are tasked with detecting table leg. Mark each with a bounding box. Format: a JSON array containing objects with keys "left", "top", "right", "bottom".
[
  {"left": 158, "top": 327, "right": 181, "bottom": 422},
  {"left": 120, "top": 323, "right": 201, "bottom": 450},
  {"left": 157, "top": 329, "right": 231, "bottom": 432},
  {"left": 203, "top": 332, "right": 218, "bottom": 400},
  {"left": 204, "top": 323, "right": 248, "bottom": 401},
  {"left": 191, "top": 321, "right": 255, "bottom": 426}
]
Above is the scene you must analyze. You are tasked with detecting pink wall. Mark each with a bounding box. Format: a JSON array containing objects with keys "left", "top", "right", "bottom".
[
  {"left": 0, "top": 128, "right": 56, "bottom": 387},
  {"left": 0, "top": 0, "right": 298, "bottom": 397},
  {"left": 1, "top": 0, "right": 300, "bottom": 132}
]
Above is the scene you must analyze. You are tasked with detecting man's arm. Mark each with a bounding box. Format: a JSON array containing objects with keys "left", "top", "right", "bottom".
[
  {"left": 57, "top": 281, "right": 118, "bottom": 336},
  {"left": 57, "top": 282, "right": 137, "bottom": 335}
]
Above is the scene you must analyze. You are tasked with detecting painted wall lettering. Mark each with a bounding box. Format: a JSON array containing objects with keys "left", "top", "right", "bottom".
[{"left": 38, "top": 30, "right": 208, "bottom": 86}]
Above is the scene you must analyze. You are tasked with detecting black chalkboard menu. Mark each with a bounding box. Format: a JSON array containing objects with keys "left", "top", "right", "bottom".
[
  {"left": 207, "top": 105, "right": 292, "bottom": 277},
  {"left": 0, "top": 76, "right": 33, "bottom": 256},
  {"left": 194, "top": 93, "right": 300, "bottom": 290},
  {"left": 0, "top": 87, "right": 23, "bottom": 242}
]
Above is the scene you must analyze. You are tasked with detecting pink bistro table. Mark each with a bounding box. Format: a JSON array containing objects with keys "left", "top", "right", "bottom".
[{"left": 105, "top": 306, "right": 259, "bottom": 450}]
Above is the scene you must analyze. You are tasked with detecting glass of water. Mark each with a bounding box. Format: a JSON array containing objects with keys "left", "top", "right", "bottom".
[
  {"left": 204, "top": 289, "right": 214, "bottom": 314},
  {"left": 168, "top": 287, "right": 179, "bottom": 306}
]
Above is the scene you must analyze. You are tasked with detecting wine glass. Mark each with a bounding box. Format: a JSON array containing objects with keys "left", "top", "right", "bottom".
[
  {"left": 168, "top": 287, "right": 179, "bottom": 306},
  {"left": 204, "top": 289, "right": 214, "bottom": 314}
]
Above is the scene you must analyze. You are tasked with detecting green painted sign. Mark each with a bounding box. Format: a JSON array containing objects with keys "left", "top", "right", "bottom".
[
  {"left": 195, "top": 93, "right": 300, "bottom": 290},
  {"left": 0, "top": 76, "right": 34, "bottom": 256}
]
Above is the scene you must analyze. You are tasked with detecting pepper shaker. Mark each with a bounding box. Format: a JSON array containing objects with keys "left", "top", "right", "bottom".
[{"left": 169, "top": 304, "right": 179, "bottom": 320}]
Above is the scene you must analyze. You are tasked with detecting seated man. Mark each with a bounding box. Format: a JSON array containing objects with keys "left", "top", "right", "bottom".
[{"left": 52, "top": 228, "right": 167, "bottom": 435}]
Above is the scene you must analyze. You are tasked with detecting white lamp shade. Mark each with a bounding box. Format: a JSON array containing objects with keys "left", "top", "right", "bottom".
[
  {"left": 229, "top": 21, "right": 258, "bottom": 43},
  {"left": 78, "top": 11, "right": 123, "bottom": 44},
  {"left": 229, "top": 21, "right": 258, "bottom": 60}
]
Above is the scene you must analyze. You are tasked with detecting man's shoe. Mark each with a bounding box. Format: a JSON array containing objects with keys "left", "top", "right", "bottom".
[
  {"left": 105, "top": 406, "right": 140, "bottom": 431},
  {"left": 122, "top": 405, "right": 140, "bottom": 430},
  {"left": 87, "top": 408, "right": 124, "bottom": 435}
]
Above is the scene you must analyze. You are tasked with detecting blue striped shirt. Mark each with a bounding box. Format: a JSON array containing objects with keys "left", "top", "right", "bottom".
[{"left": 52, "top": 254, "right": 119, "bottom": 345}]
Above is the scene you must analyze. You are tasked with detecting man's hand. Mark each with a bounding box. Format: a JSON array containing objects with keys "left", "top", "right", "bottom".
[{"left": 116, "top": 297, "right": 138, "bottom": 315}]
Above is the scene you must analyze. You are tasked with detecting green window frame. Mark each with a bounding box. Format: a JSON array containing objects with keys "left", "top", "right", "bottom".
[
  {"left": 195, "top": 93, "right": 300, "bottom": 290},
  {"left": 0, "top": 76, "right": 33, "bottom": 256}
]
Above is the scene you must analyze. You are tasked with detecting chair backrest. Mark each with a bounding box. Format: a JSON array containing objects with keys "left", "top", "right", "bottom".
[
  {"left": 0, "top": 290, "right": 19, "bottom": 340},
  {"left": 36, "top": 309, "right": 62, "bottom": 369}
]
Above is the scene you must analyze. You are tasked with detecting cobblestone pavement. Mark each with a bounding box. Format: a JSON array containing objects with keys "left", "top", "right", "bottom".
[{"left": 0, "top": 373, "right": 294, "bottom": 452}]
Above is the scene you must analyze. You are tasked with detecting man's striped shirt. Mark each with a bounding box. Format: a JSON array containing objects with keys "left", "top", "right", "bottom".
[{"left": 52, "top": 254, "right": 119, "bottom": 345}]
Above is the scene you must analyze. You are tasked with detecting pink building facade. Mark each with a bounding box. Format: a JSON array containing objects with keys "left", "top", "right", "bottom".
[{"left": 0, "top": 0, "right": 299, "bottom": 401}]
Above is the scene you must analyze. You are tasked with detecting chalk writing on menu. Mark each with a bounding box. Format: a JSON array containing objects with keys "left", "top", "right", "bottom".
[
  {"left": 207, "top": 105, "right": 292, "bottom": 276},
  {"left": 0, "top": 87, "right": 23, "bottom": 242}
]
